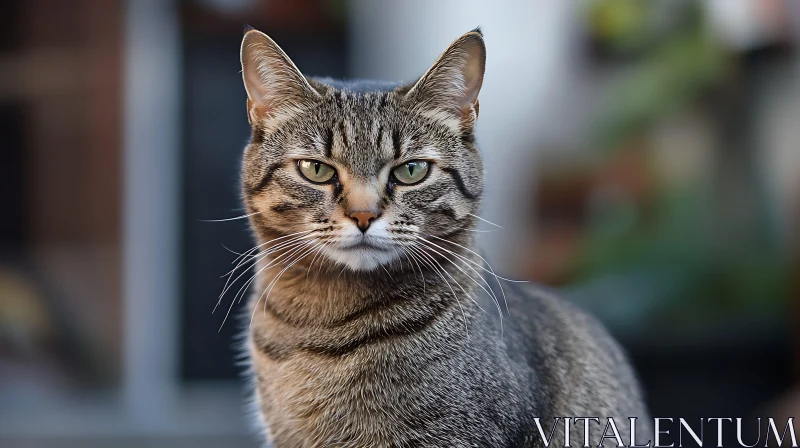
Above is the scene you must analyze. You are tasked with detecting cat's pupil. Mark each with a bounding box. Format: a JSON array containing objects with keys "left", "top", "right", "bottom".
[
  {"left": 314, "top": 163, "right": 320, "bottom": 174},
  {"left": 408, "top": 164, "right": 415, "bottom": 176}
]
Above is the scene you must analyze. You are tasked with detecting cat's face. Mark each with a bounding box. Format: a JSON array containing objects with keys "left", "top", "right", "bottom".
[{"left": 240, "top": 29, "right": 485, "bottom": 271}]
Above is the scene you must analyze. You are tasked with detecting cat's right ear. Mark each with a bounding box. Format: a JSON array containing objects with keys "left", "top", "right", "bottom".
[{"left": 240, "top": 29, "right": 319, "bottom": 129}]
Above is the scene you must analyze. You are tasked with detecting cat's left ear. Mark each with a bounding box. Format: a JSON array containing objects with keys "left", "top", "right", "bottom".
[
  {"left": 405, "top": 28, "right": 486, "bottom": 125},
  {"left": 240, "top": 29, "right": 319, "bottom": 129}
]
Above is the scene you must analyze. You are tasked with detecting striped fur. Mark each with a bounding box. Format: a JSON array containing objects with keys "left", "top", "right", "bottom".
[{"left": 237, "top": 29, "right": 650, "bottom": 447}]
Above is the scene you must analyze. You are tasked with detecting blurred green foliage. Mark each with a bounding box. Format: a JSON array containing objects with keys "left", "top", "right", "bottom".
[
  {"left": 588, "top": 0, "right": 728, "bottom": 151},
  {"left": 567, "top": 0, "right": 788, "bottom": 331}
]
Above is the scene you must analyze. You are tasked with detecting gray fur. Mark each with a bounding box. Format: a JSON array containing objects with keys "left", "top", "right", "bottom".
[{"left": 236, "top": 28, "right": 650, "bottom": 447}]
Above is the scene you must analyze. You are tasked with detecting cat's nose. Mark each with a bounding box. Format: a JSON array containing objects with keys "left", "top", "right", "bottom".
[{"left": 348, "top": 210, "right": 378, "bottom": 232}]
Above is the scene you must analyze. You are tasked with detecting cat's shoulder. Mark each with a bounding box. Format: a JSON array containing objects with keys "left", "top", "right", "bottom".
[{"left": 503, "top": 280, "right": 627, "bottom": 359}]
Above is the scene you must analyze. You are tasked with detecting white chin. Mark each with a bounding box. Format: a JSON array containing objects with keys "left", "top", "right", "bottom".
[{"left": 325, "top": 247, "right": 398, "bottom": 271}]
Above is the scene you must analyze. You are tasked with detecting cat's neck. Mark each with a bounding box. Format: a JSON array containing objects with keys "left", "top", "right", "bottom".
[{"left": 250, "top": 246, "right": 483, "bottom": 330}]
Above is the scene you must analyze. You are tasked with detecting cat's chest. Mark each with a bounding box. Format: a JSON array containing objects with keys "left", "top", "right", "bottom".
[
  {"left": 256, "top": 340, "right": 423, "bottom": 408},
  {"left": 254, "top": 345, "right": 441, "bottom": 445},
  {"left": 247, "top": 294, "right": 481, "bottom": 444}
]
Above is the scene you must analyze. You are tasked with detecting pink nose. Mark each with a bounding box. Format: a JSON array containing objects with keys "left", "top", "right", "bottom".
[{"left": 348, "top": 210, "right": 378, "bottom": 232}]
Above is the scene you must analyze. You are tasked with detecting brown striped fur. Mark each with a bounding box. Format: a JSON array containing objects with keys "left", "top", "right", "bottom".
[{"left": 236, "top": 28, "right": 650, "bottom": 447}]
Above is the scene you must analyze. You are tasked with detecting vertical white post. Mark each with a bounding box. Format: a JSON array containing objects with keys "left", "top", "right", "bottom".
[{"left": 122, "top": 0, "right": 181, "bottom": 430}]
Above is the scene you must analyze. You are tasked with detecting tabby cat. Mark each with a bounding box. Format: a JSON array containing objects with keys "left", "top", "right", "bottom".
[{"left": 236, "top": 27, "right": 650, "bottom": 447}]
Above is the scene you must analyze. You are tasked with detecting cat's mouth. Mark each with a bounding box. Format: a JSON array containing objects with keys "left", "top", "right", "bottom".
[
  {"left": 324, "top": 232, "right": 399, "bottom": 270},
  {"left": 341, "top": 241, "right": 389, "bottom": 251}
]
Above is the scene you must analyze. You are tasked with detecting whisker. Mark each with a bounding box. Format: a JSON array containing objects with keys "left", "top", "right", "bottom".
[
  {"left": 221, "top": 244, "right": 250, "bottom": 257},
  {"left": 426, "top": 233, "right": 530, "bottom": 316},
  {"left": 410, "top": 244, "right": 488, "bottom": 315},
  {"left": 306, "top": 241, "right": 331, "bottom": 281},
  {"left": 316, "top": 242, "right": 334, "bottom": 278},
  {"left": 236, "top": 240, "right": 315, "bottom": 304},
  {"left": 221, "top": 233, "right": 317, "bottom": 279},
  {"left": 418, "top": 236, "right": 508, "bottom": 310},
  {"left": 391, "top": 247, "right": 405, "bottom": 273},
  {"left": 252, "top": 243, "right": 319, "bottom": 328},
  {"left": 416, "top": 237, "right": 503, "bottom": 333},
  {"left": 217, "top": 240, "right": 316, "bottom": 330},
  {"left": 225, "top": 245, "right": 260, "bottom": 268},
  {"left": 233, "top": 229, "right": 316, "bottom": 262},
  {"left": 202, "top": 211, "right": 261, "bottom": 222},
  {"left": 377, "top": 253, "right": 393, "bottom": 279},
  {"left": 223, "top": 229, "right": 315, "bottom": 291},
  {"left": 215, "top": 237, "right": 314, "bottom": 316},
  {"left": 215, "top": 236, "right": 314, "bottom": 312},
  {"left": 466, "top": 212, "right": 503, "bottom": 229},
  {"left": 403, "top": 248, "right": 426, "bottom": 295},
  {"left": 406, "top": 245, "right": 469, "bottom": 337},
  {"left": 220, "top": 242, "right": 283, "bottom": 280}
]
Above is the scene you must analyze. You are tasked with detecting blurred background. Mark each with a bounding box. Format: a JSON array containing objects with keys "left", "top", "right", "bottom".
[{"left": 1, "top": 0, "right": 798, "bottom": 446}]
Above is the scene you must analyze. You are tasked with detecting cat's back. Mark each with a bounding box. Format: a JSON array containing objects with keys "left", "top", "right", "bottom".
[{"left": 498, "top": 281, "right": 649, "bottom": 420}]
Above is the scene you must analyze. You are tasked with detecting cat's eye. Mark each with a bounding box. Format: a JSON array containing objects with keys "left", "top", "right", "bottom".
[
  {"left": 298, "top": 160, "right": 336, "bottom": 183},
  {"left": 392, "top": 160, "right": 430, "bottom": 185}
]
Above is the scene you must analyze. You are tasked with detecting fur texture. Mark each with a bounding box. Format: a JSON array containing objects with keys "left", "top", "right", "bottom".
[{"left": 236, "top": 28, "right": 650, "bottom": 447}]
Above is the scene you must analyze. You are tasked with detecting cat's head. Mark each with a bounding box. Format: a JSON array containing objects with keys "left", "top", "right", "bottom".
[{"left": 240, "top": 28, "right": 486, "bottom": 271}]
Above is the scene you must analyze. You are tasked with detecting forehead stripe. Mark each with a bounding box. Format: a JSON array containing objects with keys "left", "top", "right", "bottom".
[
  {"left": 392, "top": 129, "right": 402, "bottom": 160},
  {"left": 323, "top": 127, "right": 334, "bottom": 158},
  {"left": 377, "top": 125, "right": 385, "bottom": 152},
  {"left": 249, "top": 162, "right": 282, "bottom": 195},
  {"left": 441, "top": 167, "right": 481, "bottom": 200},
  {"left": 338, "top": 120, "right": 350, "bottom": 149}
]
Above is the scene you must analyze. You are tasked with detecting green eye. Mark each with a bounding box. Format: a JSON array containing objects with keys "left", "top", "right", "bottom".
[
  {"left": 298, "top": 160, "right": 336, "bottom": 183},
  {"left": 392, "top": 160, "right": 430, "bottom": 185}
]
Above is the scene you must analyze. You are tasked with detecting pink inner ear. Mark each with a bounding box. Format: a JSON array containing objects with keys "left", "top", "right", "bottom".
[
  {"left": 243, "top": 57, "right": 276, "bottom": 122},
  {"left": 460, "top": 61, "right": 483, "bottom": 110},
  {"left": 406, "top": 31, "right": 486, "bottom": 118},
  {"left": 247, "top": 99, "right": 272, "bottom": 125},
  {"left": 457, "top": 38, "right": 485, "bottom": 111},
  {"left": 241, "top": 31, "right": 319, "bottom": 120},
  {"left": 244, "top": 67, "right": 269, "bottom": 107},
  {"left": 242, "top": 39, "right": 271, "bottom": 108}
]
